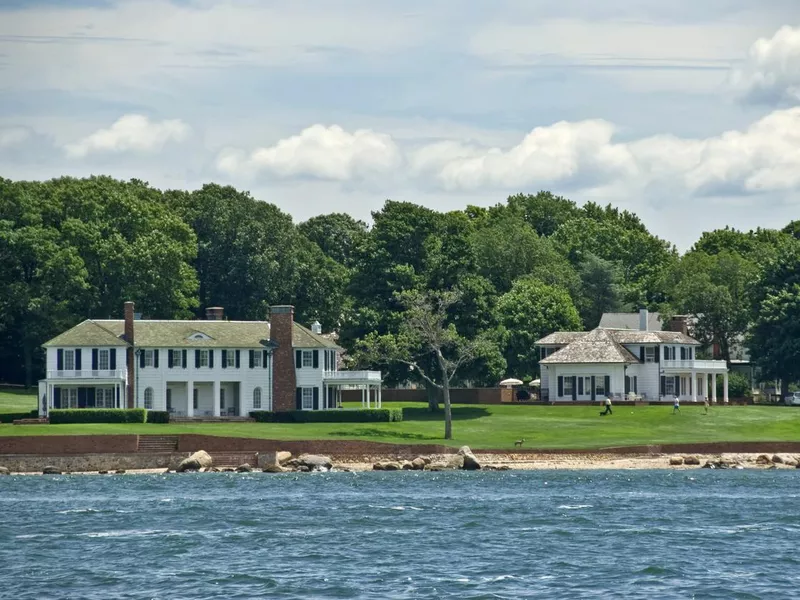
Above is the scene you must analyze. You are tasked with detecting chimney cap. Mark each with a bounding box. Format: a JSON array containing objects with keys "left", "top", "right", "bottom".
[{"left": 270, "top": 305, "right": 295, "bottom": 314}]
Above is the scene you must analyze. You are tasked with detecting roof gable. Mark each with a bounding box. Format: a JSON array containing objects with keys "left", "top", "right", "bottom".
[{"left": 541, "top": 329, "right": 640, "bottom": 365}]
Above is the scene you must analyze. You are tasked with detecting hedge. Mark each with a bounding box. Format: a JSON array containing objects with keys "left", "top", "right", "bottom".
[
  {"left": 0, "top": 410, "right": 38, "bottom": 424},
  {"left": 249, "top": 408, "right": 403, "bottom": 423},
  {"left": 146, "top": 411, "right": 170, "bottom": 424},
  {"left": 49, "top": 408, "right": 147, "bottom": 424}
]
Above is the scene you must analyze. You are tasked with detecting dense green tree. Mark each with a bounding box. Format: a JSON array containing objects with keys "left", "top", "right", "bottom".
[
  {"left": 497, "top": 278, "right": 582, "bottom": 379},
  {"left": 298, "top": 213, "right": 368, "bottom": 268},
  {"left": 506, "top": 191, "right": 580, "bottom": 237},
  {"left": 575, "top": 254, "right": 627, "bottom": 329}
]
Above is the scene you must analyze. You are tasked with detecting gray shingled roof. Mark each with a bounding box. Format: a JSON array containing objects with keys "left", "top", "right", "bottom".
[
  {"left": 540, "top": 329, "right": 640, "bottom": 364},
  {"left": 43, "top": 319, "right": 340, "bottom": 349},
  {"left": 610, "top": 330, "right": 699, "bottom": 345},
  {"left": 537, "top": 332, "right": 587, "bottom": 345},
  {"left": 599, "top": 312, "right": 662, "bottom": 331}
]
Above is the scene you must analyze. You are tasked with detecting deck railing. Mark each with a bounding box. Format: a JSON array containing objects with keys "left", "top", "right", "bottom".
[{"left": 46, "top": 369, "right": 127, "bottom": 379}]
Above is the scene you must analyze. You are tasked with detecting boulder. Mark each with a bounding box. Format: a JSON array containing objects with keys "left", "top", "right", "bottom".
[
  {"left": 98, "top": 470, "right": 109, "bottom": 475},
  {"left": 115, "top": 469, "right": 126, "bottom": 474},
  {"left": 669, "top": 456, "right": 684, "bottom": 466},
  {"left": 223, "top": 467, "right": 235, "bottom": 472},
  {"left": 177, "top": 450, "right": 213, "bottom": 473},
  {"left": 772, "top": 454, "right": 784, "bottom": 464},
  {"left": 755, "top": 454, "right": 771, "bottom": 465},
  {"left": 262, "top": 464, "right": 286, "bottom": 473},
  {"left": 42, "top": 466, "right": 61, "bottom": 475},
  {"left": 236, "top": 464, "right": 252, "bottom": 473},
  {"left": 411, "top": 457, "right": 427, "bottom": 470},
  {"left": 424, "top": 464, "right": 446, "bottom": 471},
  {"left": 401, "top": 461, "right": 413, "bottom": 470},
  {"left": 382, "top": 462, "right": 401, "bottom": 471},
  {"left": 297, "top": 465, "right": 311, "bottom": 472},
  {"left": 297, "top": 454, "right": 333, "bottom": 470},
  {"left": 0, "top": 467, "right": 10, "bottom": 475},
  {"left": 458, "top": 446, "right": 481, "bottom": 470},
  {"left": 497, "top": 465, "right": 511, "bottom": 471},
  {"left": 683, "top": 456, "right": 700, "bottom": 465},
  {"left": 277, "top": 451, "right": 293, "bottom": 465},
  {"left": 446, "top": 454, "right": 465, "bottom": 470}
]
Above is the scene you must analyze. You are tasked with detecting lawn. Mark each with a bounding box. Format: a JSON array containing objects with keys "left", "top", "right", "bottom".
[
  {"left": 1, "top": 399, "right": 800, "bottom": 450},
  {"left": 0, "top": 387, "right": 37, "bottom": 413}
]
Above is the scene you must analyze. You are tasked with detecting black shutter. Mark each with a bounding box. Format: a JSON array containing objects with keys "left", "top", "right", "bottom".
[
  {"left": 249, "top": 350, "right": 254, "bottom": 368},
  {"left": 78, "top": 387, "right": 87, "bottom": 408},
  {"left": 591, "top": 376, "right": 596, "bottom": 401},
  {"left": 605, "top": 376, "right": 611, "bottom": 396},
  {"left": 116, "top": 386, "right": 120, "bottom": 408},
  {"left": 296, "top": 388, "right": 302, "bottom": 410},
  {"left": 324, "top": 351, "right": 329, "bottom": 371},
  {"left": 87, "top": 388, "right": 96, "bottom": 408},
  {"left": 639, "top": 347, "right": 645, "bottom": 362},
  {"left": 675, "top": 376, "right": 681, "bottom": 396},
  {"left": 660, "top": 376, "right": 666, "bottom": 397},
  {"left": 235, "top": 350, "right": 240, "bottom": 368},
  {"left": 57, "top": 349, "right": 64, "bottom": 370},
  {"left": 182, "top": 350, "right": 187, "bottom": 369},
  {"left": 296, "top": 350, "right": 302, "bottom": 368},
  {"left": 557, "top": 376, "right": 563, "bottom": 398},
  {"left": 154, "top": 350, "right": 159, "bottom": 368},
  {"left": 625, "top": 376, "right": 630, "bottom": 395},
  {"left": 54, "top": 387, "right": 61, "bottom": 409},
  {"left": 168, "top": 350, "right": 174, "bottom": 369},
  {"left": 222, "top": 350, "right": 228, "bottom": 369},
  {"left": 655, "top": 346, "right": 660, "bottom": 363},
  {"left": 110, "top": 348, "right": 116, "bottom": 370},
  {"left": 633, "top": 376, "right": 638, "bottom": 394},
  {"left": 75, "top": 349, "right": 82, "bottom": 370},
  {"left": 313, "top": 387, "right": 319, "bottom": 410},
  {"left": 262, "top": 350, "right": 268, "bottom": 368},
  {"left": 313, "top": 350, "right": 319, "bottom": 369},
  {"left": 139, "top": 350, "right": 145, "bottom": 369},
  {"left": 578, "top": 377, "right": 584, "bottom": 395},
  {"left": 571, "top": 377, "right": 577, "bottom": 401},
  {"left": 195, "top": 350, "right": 200, "bottom": 368},
  {"left": 680, "top": 347, "right": 686, "bottom": 360},
  {"left": 689, "top": 347, "right": 693, "bottom": 360},
  {"left": 209, "top": 350, "right": 214, "bottom": 369},
  {"left": 92, "top": 349, "right": 98, "bottom": 370}
]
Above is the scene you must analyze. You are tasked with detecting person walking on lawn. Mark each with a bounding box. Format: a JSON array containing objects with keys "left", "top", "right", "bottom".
[
  {"left": 600, "top": 396, "right": 612, "bottom": 416},
  {"left": 673, "top": 397, "right": 681, "bottom": 414}
]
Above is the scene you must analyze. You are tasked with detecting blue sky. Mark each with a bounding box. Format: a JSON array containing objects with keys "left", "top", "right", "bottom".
[{"left": 1, "top": 0, "right": 799, "bottom": 250}]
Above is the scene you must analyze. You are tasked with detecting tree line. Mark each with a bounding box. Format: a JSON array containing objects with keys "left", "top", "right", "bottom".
[{"left": 2, "top": 176, "right": 799, "bottom": 402}]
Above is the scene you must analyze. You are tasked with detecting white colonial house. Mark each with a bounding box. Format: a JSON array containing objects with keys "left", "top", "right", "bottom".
[
  {"left": 536, "top": 309, "right": 730, "bottom": 404},
  {"left": 37, "top": 303, "right": 381, "bottom": 417}
]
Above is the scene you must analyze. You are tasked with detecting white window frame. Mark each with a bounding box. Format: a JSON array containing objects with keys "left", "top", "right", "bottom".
[
  {"left": 98, "top": 349, "right": 109, "bottom": 371},
  {"left": 63, "top": 387, "right": 78, "bottom": 408},
  {"left": 564, "top": 377, "right": 573, "bottom": 396},
  {"left": 144, "top": 387, "right": 154, "bottom": 410},
  {"left": 302, "top": 387, "right": 314, "bottom": 410},
  {"left": 144, "top": 349, "right": 154, "bottom": 367},
  {"left": 302, "top": 350, "right": 314, "bottom": 368},
  {"left": 96, "top": 387, "right": 114, "bottom": 408},
  {"left": 226, "top": 351, "right": 235, "bottom": 368},
  {"left": 253, "top": 387, "right": 262, "bottom": 409},
  {"left": 199, "top": 350, "right": 209, "bottom": 368},
  {"left": 645, "top": 347, "right": 655, "bottom": 363},
  {"left": 595, "top": 378, "right": 606, "bottom": 397},
  {"left": 172, "top": 349, "right": 184, "bottom": 368},
  {"left": 64, "top": 350, "right": 75, "bottom": 371},
  {"left": 665, "top": 378, "right": 675, "bottom": 396},
  {"left": 253, "top": 352, "right": 262, "bottom": 368}
]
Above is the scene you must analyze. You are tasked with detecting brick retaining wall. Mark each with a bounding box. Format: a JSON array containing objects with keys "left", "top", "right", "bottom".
[
  {"left": 0, "top": 435, "right": 138, "bottom": 455},
  {"left": 176, "top": 435, "right": 451, "bottom": 456}
]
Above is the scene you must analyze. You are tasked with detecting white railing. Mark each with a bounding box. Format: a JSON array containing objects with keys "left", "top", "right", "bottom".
[
  {"left": 323, "top": 370, "right": 382, "bottom": 382},
  {"left": 46, "top": 370, "right": 127, "bottom": 379},
  {"left": 661, "top": 360, "right": 727, "bottom": 371}
]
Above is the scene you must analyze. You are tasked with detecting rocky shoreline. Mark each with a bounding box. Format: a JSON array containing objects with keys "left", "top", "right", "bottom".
[{"left": 2, "top": 448, "right": 800, "bottom": 475}]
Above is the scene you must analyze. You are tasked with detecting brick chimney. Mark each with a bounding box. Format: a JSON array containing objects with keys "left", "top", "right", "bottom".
[
  {"left": 205, "top": 306, "right": 224, "bottom": 321},
  {"left": 667, "top": 315, "right": 689, "bottom": 336},
  {"left": 639, "top": 307, "right": 649, "bottom": 332},
  {"left": 124, "top": 301, "right": 135, "bottom": 409},
  {"left": 270, "top": 305, "right": 296, "bottom": 412}
]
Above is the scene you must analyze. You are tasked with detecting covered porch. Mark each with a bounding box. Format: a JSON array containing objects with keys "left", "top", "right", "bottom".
[
  {"left": 164, "top": 381, "right": 244, "bottom": 417},
  {"left": 661, "top": 360, "right": 729, "bottom": 403},
  {"left": 323, "top": 370, "right": 382, "bottom": 409}
]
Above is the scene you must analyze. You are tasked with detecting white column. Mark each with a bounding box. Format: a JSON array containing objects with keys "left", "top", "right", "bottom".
[
  {"left": 162, "top": 380, "right": 168, "bottom": 412},
  {"left": 361, "top": 386, "right": 365, "bottom": 408},
  {"left": 723, "top": 372, "right": 729, "bottom": 404},
  {"left": 213, "top": 380, "right": 221, "bottom": 416},
  {"left": 702, "top": 373, "right": 708, "bottom": 401},
  {"left": 187, "top": 380, "right": 194, "bottom": 417},
  {"left": 691, "top": 369, "right": 697, "bottom": 402},
  {"left": 711, "top": 373, "right": 718, "bottom": 404},
  {"left": 378, "top": 386, "right": 382, "bottom": 408}
]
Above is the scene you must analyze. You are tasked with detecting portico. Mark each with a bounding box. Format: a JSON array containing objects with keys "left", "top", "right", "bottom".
[
  {"left": 661, "top": 360, "right": 729, "bottom": 403},
  {"left": 323, "top": 370, "right": 382, "bottom": 409}
]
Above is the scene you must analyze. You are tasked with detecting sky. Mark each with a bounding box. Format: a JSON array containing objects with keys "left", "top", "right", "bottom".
[{"left": 1, "top": 0, "right": 799, "bottom": 251}]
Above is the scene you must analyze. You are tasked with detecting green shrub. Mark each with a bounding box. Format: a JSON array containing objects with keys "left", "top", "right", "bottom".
[
  {"left": 716, "top": 372, "right": 752, "bottom": 398},
  {"left": 146, "top": 411, "right": 170, "bottom": 424},
  {"left": 49, "top": 408, "right": 147, "bottom": 424},
  {"left": 0, "top": 410, "right": 38, "bottom": 423},
  {"left": 249, "top": 408, "right": 402, "bottom": 423}
]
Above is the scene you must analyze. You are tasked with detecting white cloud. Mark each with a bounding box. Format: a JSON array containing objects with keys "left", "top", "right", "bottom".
[
  {"left": 730, "top": 25, "right": 800, "bottom": 105},
  {"left": 64, "top": 114, "right": 190, "bottom": 158},
  {"left": 0, "top": 127, "right": 30, "bottom": 148},
  {"left": 216, "top": 124, "right": 402, "bottom": 181}
]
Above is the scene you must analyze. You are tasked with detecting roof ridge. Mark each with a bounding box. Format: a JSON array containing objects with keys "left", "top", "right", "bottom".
[{"left": 88, "top": 319, "right": 129, "bottom": 345}]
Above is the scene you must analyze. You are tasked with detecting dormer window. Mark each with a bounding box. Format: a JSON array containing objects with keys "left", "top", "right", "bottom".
[{"left": 188, "top": 332, "right": 212, "bottom": 341}]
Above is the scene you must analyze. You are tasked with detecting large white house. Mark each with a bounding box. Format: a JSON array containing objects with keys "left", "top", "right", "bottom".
[
  {"left": 536, "top": 309, "right": 730, "bottom": 403},
  {"left": 38, "top": 303, "right": 381, "bottom": 417}
]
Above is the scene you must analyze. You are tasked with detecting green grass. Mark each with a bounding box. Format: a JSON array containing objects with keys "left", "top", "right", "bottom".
[
  {"left": 0, "top": 388, "right": 37, "bottom": 413},
  {"left": 1, "top": 401, "right": 800, "bottom": 450}
]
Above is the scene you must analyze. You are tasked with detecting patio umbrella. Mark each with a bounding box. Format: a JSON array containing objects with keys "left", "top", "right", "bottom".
[
  {"left": 529, "top": 379, "right": 541, "bottom": 387},
  {"left": 499, "top": 378, "right": 523, "bottom": 387}
]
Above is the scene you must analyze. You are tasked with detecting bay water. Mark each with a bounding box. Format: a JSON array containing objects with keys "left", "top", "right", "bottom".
[{"left": 2, "top": 470, "right": 799, "bottom": 599}]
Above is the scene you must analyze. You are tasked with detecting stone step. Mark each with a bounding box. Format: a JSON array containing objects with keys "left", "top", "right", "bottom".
[{"left": 137, "top": 435, "right": 179, "bottom": 453}]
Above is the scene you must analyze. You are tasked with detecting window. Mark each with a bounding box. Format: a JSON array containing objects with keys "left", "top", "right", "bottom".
[
  {"left": 220, "top": 388, "right": 226, "bottom": 409},
  {"left": 302, "top": 387, "right": 314, "bottom": 410},
  {"left": 96, "top": 387, "right": 115, "bottom": 408},
  {"left": 665, "top": 378, "right": 675, "bottom": 396},
  {"left": 63, "top": 388, "right": 78, "bottom": 408},
  {"left": 253, "top": 387, "right": 262, "bottom": 409},
  {"left": 688, "top": 347, "right": 693, "bottom": 360},
  {"left": 645, "top": 347, "right": 655, "bottom": 363},
  {"left": 226, "top": 351, "right": 235, "bottom": 368},
  {"left": 664, "top": 346, "right": 671, "bottom": 360},
  {"left": 98, "top": 349, "right": 109, "bottom": 371},
  {"left": 595, "top": 378, "right": 606, "bottom": 396},
  {"left": 144, "top": 349, "right": 154, "bottom": 367},
  {"left": 199, "top": 350, "right": 209, "bottom": 368},
  {"left": 564, "top": 377, "right": 573, "bottom": 396},
  {"left": 172, "top": 350, "right": 184, "bottom": 368},
  {"left": 253, "top": 351, "right": 262, "bottom": 368},
  {"left": 193, "top": 388, "right": 198, "bottom": 410},
  {"left": 144, "top": 387, "right": 154, "bottom": 410},
  {"left": 64, "top": 350, "right": 75, "bottom": 371},
  {"left": 302, "top": 351, "right": 313, "bottom": 368},
  {"left": 584, "top": 377, "right": 591, "bottom": 395}
]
